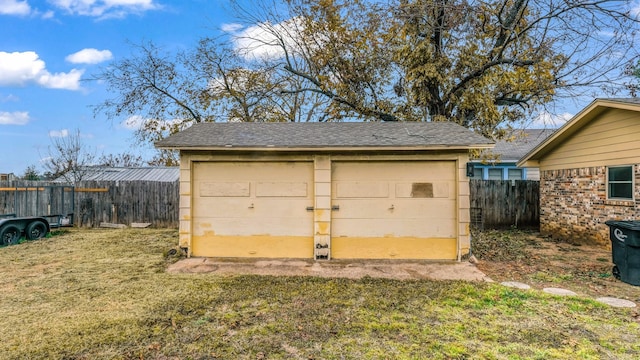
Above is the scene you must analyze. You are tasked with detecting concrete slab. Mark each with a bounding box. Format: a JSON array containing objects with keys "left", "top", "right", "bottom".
[
  {"left": 595, "top": 297, "right": 637, "bottom": 308},
  {"left": 167, "top": 257, "right": 493, "bottom": 282},
  {"left": 543, "top": 288, "right": 578, "bottom": 296}
]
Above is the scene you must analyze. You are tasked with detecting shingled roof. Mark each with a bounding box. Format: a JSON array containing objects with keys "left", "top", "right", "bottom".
[
  {"left": 605, "top": 98, "right": 640, "bottom": 105},
  {"left": 155, "top": 122, "right": 493, "bottom": 150},
  {"left": 487, "top": 129, "right": 555, "bottom": 161}
]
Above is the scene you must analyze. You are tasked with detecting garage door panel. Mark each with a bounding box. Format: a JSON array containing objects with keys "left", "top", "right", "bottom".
[
  {"left": 194, "top": 216, "right": 313, "bottom": 237},
  {"left": 256, "top": 182, "right": 309, "bottom": 197},
  {"left": 394, "top": 182, "right": 453, "bottom": 198},
  {"left": 198, "top": 182, "right": 251, "bottom": 197},
  {"left": 194, "top": 162, "right": 311, "bottom": 181},
  {"left": 192, "top": 161, "right": 314, "bottom": 258},
  {"left": 333, "top": 161, "right": 455, "bottom": 181},
  {"left": 331, "top": 161, "right": 457, "bottom": 260},
  {"left": 192, "top": 235, "right": 314, "bottom": 258},
  {"left": 335, "top": 182, "right": 389, "bottom": 198},
  {"left": 333, "top": 219, "right": 456, "bottom": 238},
  {"left": 332, "top": 237, "right": 457, "bottom": 260},
  {"left": 194, "top": 197, "right": 312, "bottom": 220},
  {"left": 331, "top": 199, "right": 456, "bottom": 219}
]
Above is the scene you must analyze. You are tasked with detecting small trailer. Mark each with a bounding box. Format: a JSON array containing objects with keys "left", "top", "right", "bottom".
[{"left": 0, "top": 213, "right": 73, "bottom": 246}]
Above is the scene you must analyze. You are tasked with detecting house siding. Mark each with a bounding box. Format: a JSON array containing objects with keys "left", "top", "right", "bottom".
[
  {"left": 525, "top": 167, "right": 540, "bottom": 180},
  {"left": 540, "top": 165, "right": 640, "bottom": 245},
  {"left": 539, "top": 108, "right": 640, "bottom": 170}
]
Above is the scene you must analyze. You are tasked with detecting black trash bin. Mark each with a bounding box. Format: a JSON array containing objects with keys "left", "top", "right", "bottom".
[{"left": 604, "top": 220, "right": 640, "bottom": 286}]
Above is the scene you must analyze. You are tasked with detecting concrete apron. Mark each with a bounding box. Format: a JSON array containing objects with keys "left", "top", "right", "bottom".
[{"left": 167, "top": 258, "right": 493, "bottom": 282}]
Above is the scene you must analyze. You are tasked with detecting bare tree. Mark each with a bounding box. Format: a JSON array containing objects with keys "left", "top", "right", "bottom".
[
  {"left": 96, "top": 152, "right": 145, "bottom": 167},
  {"left": 41, "top": 129, "right": 96, "bottom": 185}
]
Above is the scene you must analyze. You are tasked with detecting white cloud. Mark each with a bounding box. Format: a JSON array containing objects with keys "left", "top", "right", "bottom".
[
  {"left": 49, "top": 0, "right": 159, "bottom": 18},
  {"left": 66, "top": 48, "right": 113, "bottom": 64},
  {"left": 0, "top": 0, "right": 31, "bottom": 16},
  {"left": 37, "top": 68, "right": 84, "bottom": 89},
  {"left": 230, "top": 17, "right": 304, "bottom": 61},
  {"left": 0, "top": 111, "right": 29, "bottom": 125},
  {"left": 631, "top": 1, "right": 640, "bottom": 19},
  {"left": 0, "top": 51, "right": 84, "bottom": 90},
  {"left": 121, "top": 115, "right": 145, "bottom": 130},
  {"left": 120, "top": 115, "right": 187, "bottom": 132},
  {"left": 221, "top": 23, "right": 243, "bottom": 33},
  {"left": 529, "top": 111, "right": 573, "bottom": 129},
  {"left": 49, "top": 129, "right": 69, "bottom": 137},
  {"left": 0, "top": 93, "right": 19, "bottom": 102}
]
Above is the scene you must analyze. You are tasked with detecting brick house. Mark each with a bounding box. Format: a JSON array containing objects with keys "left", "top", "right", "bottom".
[{"left": 518, "top": 98, "right": 640, "bottom": 245}]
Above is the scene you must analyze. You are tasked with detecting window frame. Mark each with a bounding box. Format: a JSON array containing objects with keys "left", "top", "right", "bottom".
[{"left": 607, "top": 165, "right": 634, "bottom": 201}]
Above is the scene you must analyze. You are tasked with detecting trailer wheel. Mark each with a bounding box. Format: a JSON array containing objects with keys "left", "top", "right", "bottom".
[
  {"left": 0, "top": 225, "right": 21, "bottom": 246},
  {"left": 26, "top": 221, "right": 47, "bottom": 240}
]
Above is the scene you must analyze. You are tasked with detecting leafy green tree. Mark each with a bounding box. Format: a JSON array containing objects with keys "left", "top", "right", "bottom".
[
  {"left": 21, "top": 165, "right": 41, "bottom": 181},
  {"left": 93, "top": 0, "right": 640, "bottom": 150}
]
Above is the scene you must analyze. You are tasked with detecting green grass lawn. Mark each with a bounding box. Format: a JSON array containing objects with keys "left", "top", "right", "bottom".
[{"left": 0, "top": 228, "right": 638, "bottom": 359}]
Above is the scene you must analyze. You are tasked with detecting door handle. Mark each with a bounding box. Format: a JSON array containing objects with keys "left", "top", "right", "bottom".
[{"left": 331, "top": 205, "right": 340, "bottom": 211}]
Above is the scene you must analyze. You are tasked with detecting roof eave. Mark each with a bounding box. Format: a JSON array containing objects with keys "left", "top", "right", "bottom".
[{"left": 156, "top": 144, "right": 495, "bottom": 152}]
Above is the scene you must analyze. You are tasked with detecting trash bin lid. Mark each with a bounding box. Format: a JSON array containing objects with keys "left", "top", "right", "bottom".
[{"left": 605, "top": 220, "right": 640, "bottom": 231}]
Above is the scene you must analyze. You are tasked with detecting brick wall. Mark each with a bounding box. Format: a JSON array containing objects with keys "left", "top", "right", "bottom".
[{"left": 540, "top": 165, "right": 640, "bottom": 245}]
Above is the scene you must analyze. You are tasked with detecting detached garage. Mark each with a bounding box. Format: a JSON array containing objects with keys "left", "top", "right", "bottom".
[{"left": 156, "top": 122, "right": 492, "bottom": 261}]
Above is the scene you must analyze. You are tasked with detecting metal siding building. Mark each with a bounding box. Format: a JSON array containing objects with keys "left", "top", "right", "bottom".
[{"left": 54, "top": 167, "right": 179, "bottom": 183}]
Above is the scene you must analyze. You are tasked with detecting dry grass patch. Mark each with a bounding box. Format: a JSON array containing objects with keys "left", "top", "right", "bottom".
[{"left": 0, "top": 228, "right": 639, "bottom": 359}]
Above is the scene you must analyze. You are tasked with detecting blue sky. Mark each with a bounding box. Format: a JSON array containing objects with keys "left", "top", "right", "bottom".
[
  {"left": 0, "top": 0, "right": 241, "bottom": 175},
  {"left": 1, "top": 0, "right": 639, "bottom": 176}
]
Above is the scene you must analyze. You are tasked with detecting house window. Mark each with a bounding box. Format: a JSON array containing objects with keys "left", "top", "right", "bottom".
[
  {"left": 608, "top": 166, "right": 634, "bottom": 200},
  {"left": 488, "top": 168, "right": 502, "bottom": 180},
  {"left": 473, "top": 167, "right": 483, "bottom": 179},
  {"left": 507, "top": 168, "right": 523, "bottom": 180}
]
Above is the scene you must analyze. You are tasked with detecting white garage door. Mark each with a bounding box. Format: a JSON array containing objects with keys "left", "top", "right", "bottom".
[
  {"left": 191, "top": 161, "right": 314, "bottom": 258},
  {"left": 331, "top": 161, "right": 457, "bottom": 260}
]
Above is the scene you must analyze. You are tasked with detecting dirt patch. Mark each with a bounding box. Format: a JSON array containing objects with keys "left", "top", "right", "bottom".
[
  {"left": 473, "top": 229, "right": 640, "bottom": 303},
  {"left": 168, "top": 257, "right": 492, "bottom": 282}
]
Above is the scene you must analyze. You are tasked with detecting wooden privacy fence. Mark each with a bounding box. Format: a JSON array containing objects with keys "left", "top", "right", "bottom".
[
  {"left": 0, "top": 180, "right": 179, "bottom": 228},
  {"left": 469, "top": 180, "right": 540, "bottom": 229},
  {"left": 0, "top": 184, "right": 73, "bottom": 219},
  {"left": 1, "top": 179, "right": 537, "bottom": 230}
]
